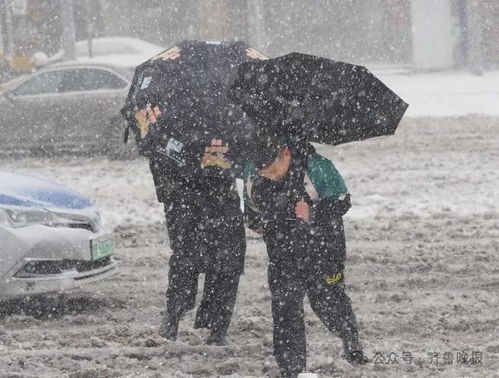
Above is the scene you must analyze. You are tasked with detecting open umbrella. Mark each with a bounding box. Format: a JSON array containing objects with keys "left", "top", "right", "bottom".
[
  {"left": 120, "top": 41, "right": 268, "bottom": 178},
  {"left": 121, "top": 40, "right": 267, "bottom": 155},
  {"left": 228, "top": 52, "right": 408, "bottom": 146},
  {"left": 124, "top": 40, "right": 268, "bottom": 112}
]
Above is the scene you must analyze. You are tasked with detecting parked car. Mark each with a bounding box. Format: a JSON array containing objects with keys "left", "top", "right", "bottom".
[
  {"left": 0, "top": 170, "right": 117, "bottom": 297},
  {"left": 0, "top": 61, "right": 138, "bottom": 158}
]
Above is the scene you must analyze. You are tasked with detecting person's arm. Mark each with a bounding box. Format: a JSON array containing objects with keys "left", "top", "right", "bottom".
[
  {"left": 311, "top": 193, "right": 351, "bottom": 223},
  {"left": 244, "top": 205, "right": 265, "bottom": 233},
  {"left": 307, "top": 154, "right": 351, "bottom": 223}
]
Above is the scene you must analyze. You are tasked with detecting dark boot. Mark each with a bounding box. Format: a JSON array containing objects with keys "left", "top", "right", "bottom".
[
  {"left": 194, "top": 277, "right": 214, "bottom": 329},
  {"left": 206, "top": 330, "right": 227, "bottom": 346},
  {"left": 163, "top": 260, "right": 199, "bottom": 340},
  {"left": 158, "top": 312, "right": 180, "bottom": 341},
  {"left": 193, "top": 309, "right": 210, "bottom": 329},
  {"left": 202, "top": 273, "right": 240, "bottom": 345},
  {"left": 280, "top": 371, "right": 300, "bottom": 378},
  {"left": 345, "top": 350, "right": 369, "bottom": 365}
]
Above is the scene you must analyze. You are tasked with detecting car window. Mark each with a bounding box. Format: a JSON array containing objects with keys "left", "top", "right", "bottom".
[
  {"left": 58, "top": 68, "right": 128, "bottom": 92},
  {"left": 12, "top": 71, "right": 64, "bottom": 96}
]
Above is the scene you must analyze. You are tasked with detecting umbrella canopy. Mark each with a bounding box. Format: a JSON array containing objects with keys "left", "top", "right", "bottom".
[
  {"left": 120, "top": 40, "right": 268, "bottom": 176},
  {"left": 125, "top": 40, "right": 267, "bottom": 110},
  {"left": 228, "top": 52, "right": 408, "bottom": 146}
]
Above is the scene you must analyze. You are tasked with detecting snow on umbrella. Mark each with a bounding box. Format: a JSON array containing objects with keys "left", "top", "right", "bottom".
[
  {"left": 120, "top": 40, "right": 268, "bottom": 178},
  {"left": 228, "top": 52, "right": 409, "bottom": 146}
]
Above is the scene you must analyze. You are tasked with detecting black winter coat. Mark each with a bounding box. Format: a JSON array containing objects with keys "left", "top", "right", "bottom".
[{"left": 150, "top": 159, "right": 246, "bottom": 275}]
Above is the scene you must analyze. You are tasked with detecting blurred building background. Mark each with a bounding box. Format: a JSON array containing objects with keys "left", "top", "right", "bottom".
[{"left": 1, "top": 0, "right": 498, "bottom": 74}]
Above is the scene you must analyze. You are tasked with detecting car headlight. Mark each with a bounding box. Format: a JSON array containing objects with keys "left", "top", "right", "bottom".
[
  {"left": 51, "top": 210, "right": 101, "bottom": 231},
  {"left": 0, "top": 207, "right": 56, "bottom": 228}
]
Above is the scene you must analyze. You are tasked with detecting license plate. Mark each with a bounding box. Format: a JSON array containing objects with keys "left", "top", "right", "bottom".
[{"left": 90, "top": 235, "right": 114, "bottom": 260}]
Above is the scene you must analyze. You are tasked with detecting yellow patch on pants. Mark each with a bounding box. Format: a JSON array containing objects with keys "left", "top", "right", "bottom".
[{"left": 325, "top": 271, "right": 343, "bottom": 285}]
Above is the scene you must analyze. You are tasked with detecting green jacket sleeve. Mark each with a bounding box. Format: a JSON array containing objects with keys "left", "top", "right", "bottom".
[{"left": 307, "top": 153, "right": 348, "bottom": 199}]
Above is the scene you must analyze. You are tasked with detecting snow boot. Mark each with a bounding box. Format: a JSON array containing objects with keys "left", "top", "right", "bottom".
[
  {"left": 206, "top": 329, "right": 227, "bottom": 345},
  {"left": 158, "top": 313, "right": 180, "bottom": 341},
  {"left": 280, "top": 370, "right": 301, "bottom": 378},
  {"left": 345, "top": 350, "right": 368, "bottom": 365},
  {"left": 193, "top": 305, "right": 211, "bottom": 329}
]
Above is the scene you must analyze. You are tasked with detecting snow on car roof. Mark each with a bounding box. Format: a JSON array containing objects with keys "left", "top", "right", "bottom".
[
  {"left": 74, "top": 37, "right": 164, "bottom": 57},
  {"left": 47, "top": 37, "right": 164, "bottom": 68},
  {"left": 51, "top": 54, "right": 148, "bottom": 71},
  {"left": 68, "top": 54, "right": 151, "bottom": 68}
]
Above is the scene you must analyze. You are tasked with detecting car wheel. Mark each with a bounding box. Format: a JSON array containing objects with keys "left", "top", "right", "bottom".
[{"left": 106, "top": 116, "right": 137, "bottom": 160}]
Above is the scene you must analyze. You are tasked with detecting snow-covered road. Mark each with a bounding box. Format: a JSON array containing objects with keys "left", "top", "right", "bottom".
[
  {"left": 375, "top": 68, "right": 499, "bottom": 118},
  {"left": 1, "top": 115, "right": 498, "bottom": 377}
]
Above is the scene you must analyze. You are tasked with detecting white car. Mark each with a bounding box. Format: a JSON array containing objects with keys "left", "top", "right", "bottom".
[{"left": 0, "top": 171, "right": 117, "bottom": 297}]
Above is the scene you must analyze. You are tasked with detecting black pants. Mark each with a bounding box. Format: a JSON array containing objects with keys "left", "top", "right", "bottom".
[
  {"left": 166, "top": 263, "right": 240, "bottom": 337},
  {"left": 163, "top": 187, "right": 245, "bottom": 338},
  {"left": 264, "top": 219, "right": 360, "bottom": 376}
]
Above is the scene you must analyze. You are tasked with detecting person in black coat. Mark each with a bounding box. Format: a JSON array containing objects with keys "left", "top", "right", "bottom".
[
  {"left": 122, "top": 53, "right": 253, "bottom": 345},
  {"left": 151, "top": 136, "right": 246, "bottom": 346},
  {"left": 244, "top": 138, "right": 367, "bottom": 377}
]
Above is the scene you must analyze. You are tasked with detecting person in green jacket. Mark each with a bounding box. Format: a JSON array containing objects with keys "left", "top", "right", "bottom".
[{"left": 244, "top": 137, "right": 367, "bottom": 377}]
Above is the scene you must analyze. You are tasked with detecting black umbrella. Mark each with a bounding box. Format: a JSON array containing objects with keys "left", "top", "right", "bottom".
[
  {"left": 120, "top": 40, "right": 268, "bottom": 176},
  {"left": 228, "top": 52, "right": 408, "bottom": 146},
  {"left": 121, "top": 40, "right": 267, "bottom": 142},
  {"left": 125, "top": 41, "right": 267, "bottom": 110}
]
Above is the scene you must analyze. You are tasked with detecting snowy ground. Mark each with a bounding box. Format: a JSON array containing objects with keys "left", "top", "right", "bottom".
[
  {"left": 374, "top": 68, "right": 499, "bottom": 118},
  {"left": 0, "top": 114, "right": 498, "bottom": 377}
]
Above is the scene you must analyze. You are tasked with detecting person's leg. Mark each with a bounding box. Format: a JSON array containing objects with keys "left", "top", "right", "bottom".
[
  {"left": 307, "top": 278, "right": 367, "bottom": 364},
  {"left": 159, "top": 201, "right": 200, "bottom": 340},
  {"left": 306, "top": 221, "right": 367, "bottom": 364},
  {"left": 193, "top": 272, "right": 215, "bottom": 330},
  {"left": 269, "top": 263, "right": 307, "bottom": 376},
  {"left": 160, "top": 260, "right": 199, "bottom": 340},
  {"left": 307, "top": 275, "right": 361, "bottom": 352},
  {"left": 200, "top": 272, "right": 240, "bottom": 345},
  {"left": 265, "top": 224, "right": 308, "bottom": 376},
  {"left": 195, "top": 212, "right": 246, "bottom": 340}
]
